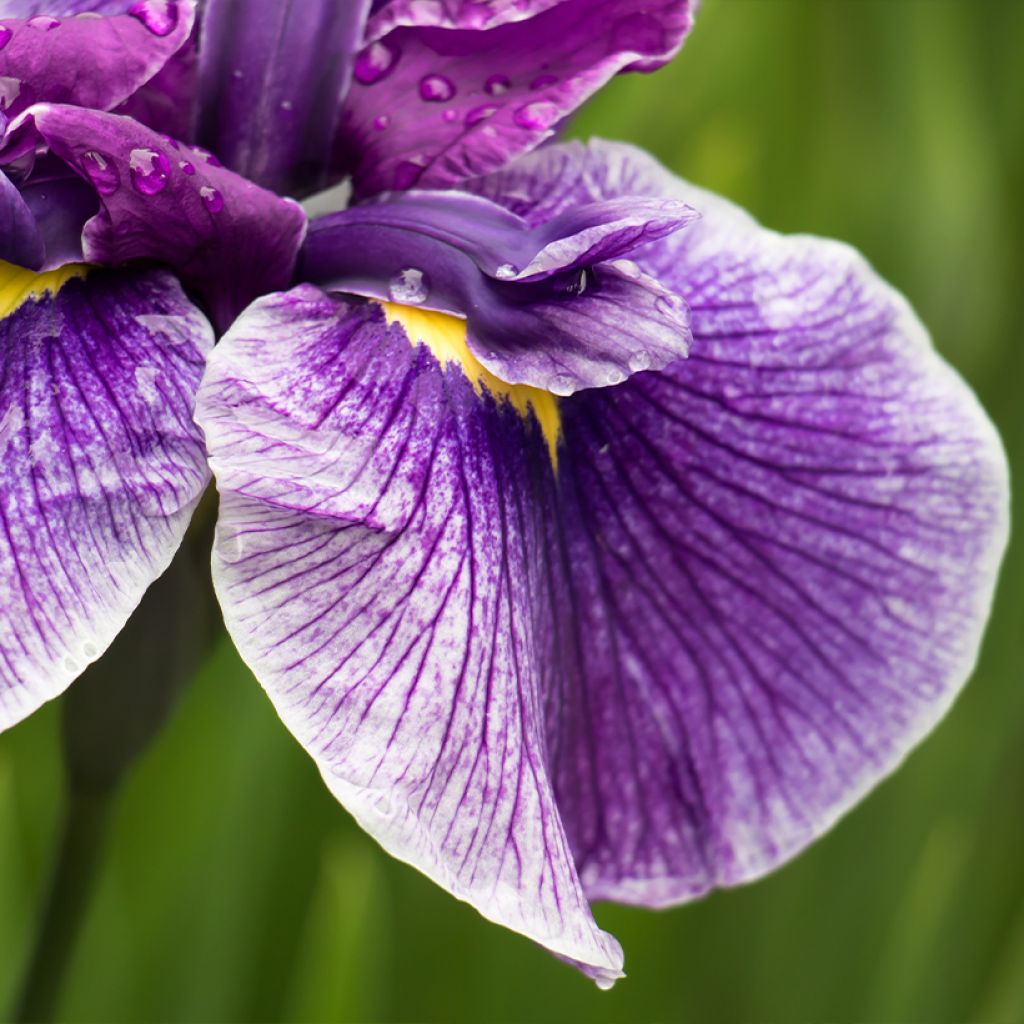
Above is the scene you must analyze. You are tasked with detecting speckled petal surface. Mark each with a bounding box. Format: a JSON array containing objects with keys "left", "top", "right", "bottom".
[{"left": 0, "top": 263, "right": 212, "bottom": 731}]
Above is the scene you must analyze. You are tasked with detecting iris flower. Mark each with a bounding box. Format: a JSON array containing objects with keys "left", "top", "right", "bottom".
[{"left": 0, "top": 0, "right": 1008, "bottom": 988}]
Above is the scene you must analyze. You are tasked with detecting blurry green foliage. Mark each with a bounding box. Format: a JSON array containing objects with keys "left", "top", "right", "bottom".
[{"left": 2, "top": 1, "right": 1022, "bottom": 1021}]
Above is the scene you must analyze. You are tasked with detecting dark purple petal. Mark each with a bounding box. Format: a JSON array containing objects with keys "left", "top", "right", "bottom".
[
  {"left": 473, "top": 140, "right": 1010, "bottom": 902},
  {"left": 365, "top": 0, "right": 564, "bottom": 37},
  {"left": 0, "top": 167, "right": 44, "bottom": 266},
  {"left": 114, "top": 27, "right": 199, "bottom": 140},
  {"left": 197, "top": 289, "right": 623, "bottom": 986},
  {"left": 302, "top": 189, "right": 692, "bottom": 393},
  {"left": 337, "top": 0, "right": 696, "bottom": 195},
  {"left": 0, "top": 2, "right": 195, "bottom": 123},
  {"left": 196, "top": 0, "right": 371, "bottom": 195},
  {"left": 31, "top": 103, "right": 307, "bottom": 330},
  {"left": 0, "top": 262, "right": 212, "bottom": 730}
]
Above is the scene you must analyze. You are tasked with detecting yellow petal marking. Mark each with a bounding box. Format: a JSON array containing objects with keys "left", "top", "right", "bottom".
[
  {"left": 381, "top": 300, "right": 561, "bottom": 467},
  {"left": 0, "top": 260, "right": 89, "bottom": 320}
]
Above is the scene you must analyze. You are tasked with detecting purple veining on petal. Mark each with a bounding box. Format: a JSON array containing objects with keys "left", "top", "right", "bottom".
[{"left": 0, "top": 265, "right": 211, "bottom": 732}]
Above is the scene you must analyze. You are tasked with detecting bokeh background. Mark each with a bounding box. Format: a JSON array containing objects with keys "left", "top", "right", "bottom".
[{"left": 2, "top": 1, "right": 1022, "bottom": 1021}]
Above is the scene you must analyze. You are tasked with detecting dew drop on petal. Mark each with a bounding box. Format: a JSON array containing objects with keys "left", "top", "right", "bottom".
[
  {"left": 627, "top": 351, "right": 651, "bottom": 372},
  {"left": 465, "top": 103, "right": 497, "bottom": 126},
  {"left": 128, "top": 147, "right": 171, "bottom": 195},
  {"left": 419, "top": 73, "right": 455, "bottom": 102},
  {"left": 128, "top": 0, "right": 179, "bottom": 37},
  {"left": 199, "top": 185, "right": 224, "bottom": 212},
  {"left": 280, "top": 99, "right": 294, "bottom": 111},
  {"left": 26, "top": 15, "right": 60, "bottom": 31},
  {"left": 495, "top": 263, "right": 518, "bottom": 280},
  {"left": 393, "top": 159, "right": 424, "bottom": 190},
  {"left": 0, "top": 76, "right": 20, "bottom": 111},
  {"left": 529, "top": 73, "right": 559, "bottom": 90},
  {"left": 0, "top": 26, "right": 12, "bottom": 51},
  {"left": 193, "top": 146, "right": 222, "bottom": 167},
  {"left": 513, "top": 100, "right": 559, "bottom": 130},
  {"left": 484, "top": 74, "right": 510, "bottom": 96},
  {"left": 179, "top": 159, "right": 195, "bottom": 175},
  {"left": 388, "top": 267, "right": 430, "bottom": 305},
  {"left": 606, "top": 367, "right": 626, "bottom": 385},
  {"left": 81, "top": 150, "right": 119, "bottom": 195},
  {"left": 549, "top": 374, "right": 575, "bottom": 397},
  {"left": 442, "top": 108, "right": 458, "bottom": 122},
  {"left": 373, "top": 114, "right": 390, "bottom": 131},
  {"left": 353, "top": 39, "right": 401, "bottom": 85}
]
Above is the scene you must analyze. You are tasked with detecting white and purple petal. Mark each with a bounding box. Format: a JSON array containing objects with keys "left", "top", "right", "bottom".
[
  {"left": 0, "top": 262, "right": 212, "bottom": 731},
  {"left": 197, "top": 290, "right": 625, "bottom": 986}
]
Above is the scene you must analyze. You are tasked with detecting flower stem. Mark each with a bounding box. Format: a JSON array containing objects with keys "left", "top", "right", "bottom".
[{"left": 12, "top": 785, "right": 113, "bottom": 1024}]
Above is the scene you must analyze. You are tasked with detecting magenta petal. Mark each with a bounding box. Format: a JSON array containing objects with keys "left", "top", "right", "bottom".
[
  {"left": 31, "top": 103, "right": 307, "bottom": 329},
  {"left": 0, "top": 2, "right": 195, "bottom": 123},
  {"left": 337, "top": 0, "right": 696, "bottom": 195}
]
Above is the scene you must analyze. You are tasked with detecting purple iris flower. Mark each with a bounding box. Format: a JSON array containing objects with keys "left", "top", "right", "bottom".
[{"left": 0, "top": 0, "right": 1009, "bottom": 989}]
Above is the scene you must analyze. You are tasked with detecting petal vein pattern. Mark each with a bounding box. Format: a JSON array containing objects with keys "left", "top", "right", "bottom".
[
  {"left": 198, "top": 290, "right": 624, "bottom": 985},
  {"left": 0, "top": 264, "right": 213, "bottom": 730}
]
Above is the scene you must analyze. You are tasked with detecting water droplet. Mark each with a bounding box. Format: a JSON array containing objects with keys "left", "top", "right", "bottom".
[
  {"left": 63, "top": 655, "right": 79, "bottom": 674},
  {"left": 495, "top": 263, "right": 518, "bottom": 280},
  {"left": 199, "top": 185, "right": 224, "bottom": 212},
  {"left": 26, "top": 15, "right": 60, "bottom": 31},
  {"left": 530, "top": 73, "right": 559, "bottom": 90},
  {"left": 627, "top": 351, "right": 651, "bottom": 372},
  {"left": 0, "top": 76, "right": 20, "bottom": 111},
  {"left": 179, "top": 160, "right": 195, "bottom": 175},
  {"left": 465, "top": 103, "right": 497, "bottom": 126},
  {"left": 353, "top": 39, "right": 401, "bottom": 85},
  {"left": 513, "top": 100, "right": 559, "bottom": 130},
  {"left": 549, "top": 374, "right": 576, "bottom": 397},
  {"left": 610, "top": 12, "right": 667, "bottom": 55},
  {"left": 484, "top": 74, "right": 510, "bottom": 96},
  {"left": 231, "top": 68, "right": 243, "bottom": 80},
  {"left": 393, "top": 159, "right": 424, "bottom": 190},
  {"left": 194, "top": 146, "right": 222, "bottom": 167},
  {"left": 442, "top": 108, "right": 458, "bottom": 123},
  {"left": 81, "top": 150, "right": 120, "bottom": 195},
  {"left": 372, "top": 114, "right": 390, "bottom": 131},
  {"left": 128, "top": 147, "right": 171, "bottom": 195},
  {"left": 654, "top": 295, "right": 676, "bottom": 317},
  {"left": 83, "top": 642, "right": 98, "bottom": 658},
  {"left": 606, "top": 367, "right": 626, "bottom": 385},
  {"left": 128, "top": 0, "right": 179, "bottom": 37},
  {"left": 280, "top": 99, "right": 294, "bottom": 111},
  {"left": 388, "top": 267, "right": 430, "bottom": 305},
  {"left": 0, "top": 26, "right": 12, "bottom": 51},
  {"left": 561, "top": 268, "right": 589, "bottom": 296},
  {"left": 419, "top": 73, "right": 455, "bottom": 102}
]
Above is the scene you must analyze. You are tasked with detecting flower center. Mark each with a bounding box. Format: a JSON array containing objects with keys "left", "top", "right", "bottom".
[
  {"left": 0, "top": 260, "right": 87, "bottom": 319},
  {"left": 381, "top": 300, "right": 561, "bottom": 467}
]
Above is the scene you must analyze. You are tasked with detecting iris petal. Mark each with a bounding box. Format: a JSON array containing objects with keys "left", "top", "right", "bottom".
[
  {"left": 197, "top": 289, "right": 624, "bottom": 987},
  {"left": 472, "top": 140, "right": 1011, "bottom": 901},
  {"left": 337, "top": 0, "right": 696, "bottom": 196},
  {"left": 31, "top": 102, "right": 307, "bottom": 330},
  {"left": 0, "top": 263, "right": 212, "bottom": 731},
  {"left": 196, "top": 0, "right": 371, "bottom": 196}
]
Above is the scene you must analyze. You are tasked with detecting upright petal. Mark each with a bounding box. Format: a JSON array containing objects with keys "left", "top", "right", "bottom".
[
  {"left": 197, "top": 289, "right": 624, "bottom": 986},
  {"left": 0, "top": 262, "right": 212, "bottom": 731},
  {"left": 336, "top": 0, "right": 696, "bottom": 195},
  {"left": 0, "top": 2, "right": 195, "bottom": 123},
  {"left": 31, "top": 103, "right": 307, "bottom": 329},
  {"left": 196, "top": 0, "right": 371, "bottom": 195},
  {"left": 474, "top": 141, "right": 1010, "bottom": 902}
]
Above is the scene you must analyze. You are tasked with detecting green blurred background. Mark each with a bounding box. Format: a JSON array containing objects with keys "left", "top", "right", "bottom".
[{"left": 2, "top": 1, "right": 1022, "bottom": 1021}]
